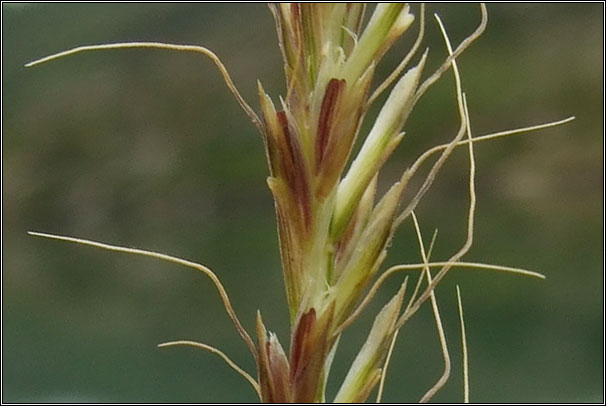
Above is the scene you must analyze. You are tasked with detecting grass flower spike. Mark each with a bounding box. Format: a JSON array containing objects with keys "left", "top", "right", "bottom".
[{"left": 26, "top": 3, "right": 573, "bottom": 403}]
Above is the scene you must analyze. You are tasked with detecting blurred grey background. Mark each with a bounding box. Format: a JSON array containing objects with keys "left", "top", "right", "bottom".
[{"left": 3, "top": 3, "right": 603, "bottom": 403}]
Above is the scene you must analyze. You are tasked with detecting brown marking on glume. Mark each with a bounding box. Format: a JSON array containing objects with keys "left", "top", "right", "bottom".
[
  {"left": 290, "top": 3, "right": 302, "bottom": 45},
  {"left": 289, "top": 307, "right": 316, "bottom": 380},
  {"left": 277, "top": 111, "right": 312, "bottom": 230},
  {"left": 277, "top": 111, "right": 296, "bottom": 169},
  {"left": 291, "top": 303, "right": 336, "bottom": 402},
  {"left": 315, "top": 78, "right": 345, "bottom": 173}
]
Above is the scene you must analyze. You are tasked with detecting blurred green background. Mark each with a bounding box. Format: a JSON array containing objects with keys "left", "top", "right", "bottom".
[{"left": 3, "top": 3, "right": 603, "bottom": 403}]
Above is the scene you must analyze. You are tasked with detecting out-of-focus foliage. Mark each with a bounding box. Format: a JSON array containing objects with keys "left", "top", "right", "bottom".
[{"left": 2, "top": 3, "right": 603, "bottom": 403}]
